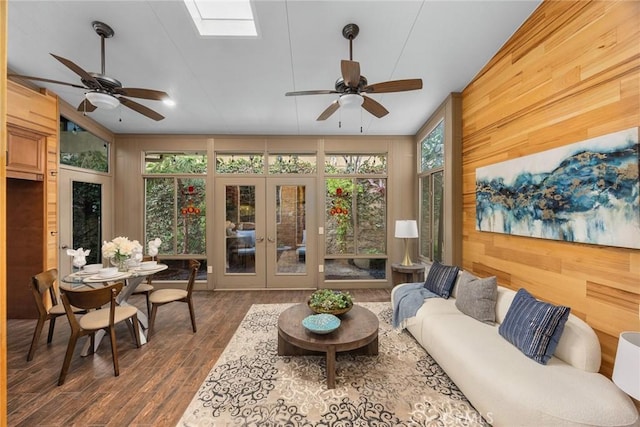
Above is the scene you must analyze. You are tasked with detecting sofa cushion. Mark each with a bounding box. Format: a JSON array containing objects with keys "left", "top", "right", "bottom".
[
  {"left": 455, "top": 275, "right": 498, "bottom": 324},
  {"left": 424, "top": 261, "right": 459, "bottom": 298},
  {"left": 499, "top": 288, "right": 570, "bottom": 364}
]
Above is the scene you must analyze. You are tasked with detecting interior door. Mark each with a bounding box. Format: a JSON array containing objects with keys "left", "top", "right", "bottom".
[
  {"left": 266, "top": 178, "right": 315, "bottom": 289},
  {"left": 59, "top": 169, "right": 112, "bottom": 278}
]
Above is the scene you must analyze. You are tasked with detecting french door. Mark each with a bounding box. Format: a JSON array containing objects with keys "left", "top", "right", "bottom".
[
  {"left": 215, "top": 177, "right": 315, "bottom": 289},
  {"left": 59, "top": 169, "right": 112, "bottom": 278}
]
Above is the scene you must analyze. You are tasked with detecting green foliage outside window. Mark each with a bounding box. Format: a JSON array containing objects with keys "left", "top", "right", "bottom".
[
  {"left": 421, "top": 120, "right": 444, "bottom": 171},
  {"left": 144, "top": 153, "right": 207, "bottom": 174},
  {"left": 215, "top": 154, "right": 264, "bottom": 174},
  {"left": 145, "top": 177, "right": 206, "bottom": 255},
  {"left": 144, "top": 152, "right": 207, "bottom": 257},
  {"left": 268, "top": 154, "right": 316, "bottom": 174},
  {"left": 145, "top": 178, "right": 175, "bottom": 254},
  {"left": 61, "top": 151, "right": 109, "bottom": 172},
  {"left": 60, "top": 117, "right": 109, "bottom": 173},
  {"left": 325, "top": 154, "right": 386, "bottom": 175},
  {"left": 325, "top": 154, "right": 387, "bottom": 256}
]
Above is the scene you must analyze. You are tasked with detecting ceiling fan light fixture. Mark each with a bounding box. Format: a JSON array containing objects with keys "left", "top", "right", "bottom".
[
  {"left": 338, "top": 93, "right": 364, "bottom": 108},
  {"left": 85, "top": 91, "right": 120, "bottom": 109}
]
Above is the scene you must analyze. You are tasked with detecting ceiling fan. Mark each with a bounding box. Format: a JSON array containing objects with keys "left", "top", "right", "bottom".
[
  {"left": 8, "top": 21, "right": 169, "bottom": 121},
  {"left": 285, "top": 23, "right": 423, "bottom": 121}
]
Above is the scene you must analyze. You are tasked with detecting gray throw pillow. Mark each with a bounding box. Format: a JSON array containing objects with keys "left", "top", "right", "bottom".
[{"left": 455, "top": 276, "right": 498, "bottom": 324}]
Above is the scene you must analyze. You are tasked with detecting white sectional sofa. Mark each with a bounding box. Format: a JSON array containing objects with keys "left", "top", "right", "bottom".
[{"left": 391, "top": 272, "right": 639, "bottom": 427}]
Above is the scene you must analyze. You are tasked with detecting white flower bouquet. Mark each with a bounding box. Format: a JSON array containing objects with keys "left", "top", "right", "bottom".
[{"left": 102, "top": 236, "right": 142, "bottom": 263}]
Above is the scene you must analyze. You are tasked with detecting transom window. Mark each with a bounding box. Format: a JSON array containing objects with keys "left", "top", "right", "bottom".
[{"left": 60, "top": 117, "right": 109, "bottom": 173}]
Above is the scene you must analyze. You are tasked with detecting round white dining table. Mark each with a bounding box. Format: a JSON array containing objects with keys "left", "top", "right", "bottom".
[{"left": 61, "top": 264, "right": 168, "bottom": 355}]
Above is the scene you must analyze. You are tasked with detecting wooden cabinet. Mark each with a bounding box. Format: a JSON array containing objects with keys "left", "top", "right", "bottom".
[
  {"left": 6, "top": 125, "right": 45, "bottom": 180},
  {"left": 6, "top": 80, "right": 59, "bottom": 318}
]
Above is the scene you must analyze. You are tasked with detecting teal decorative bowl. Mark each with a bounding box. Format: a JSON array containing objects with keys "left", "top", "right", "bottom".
[{"left": 302, "top": 313, "right": 341, "bottom": 334}]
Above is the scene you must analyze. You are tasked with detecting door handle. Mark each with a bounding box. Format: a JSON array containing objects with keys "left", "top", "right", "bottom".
[
  {"left": 267, "top": 237, "right": 275, "bottom": 243},
  {"left": 256, "top": 236, "right": 265, "bottom": 243},
  {"left": 61, "top": 244, "right": 69, "bottom": 249}
]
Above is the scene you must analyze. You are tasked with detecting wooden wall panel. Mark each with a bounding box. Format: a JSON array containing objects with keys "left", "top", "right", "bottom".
[
  {"left": 44, "top": 89, "right": 59, "bottom": 272},
  {"left": 461, "top": 0, "right": 640, "bottom": 378},
  {"left": 1, "top": 1, "right": 8, "bottom": 423}
]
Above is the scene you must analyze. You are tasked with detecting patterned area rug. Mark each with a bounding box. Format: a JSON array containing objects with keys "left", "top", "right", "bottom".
[{"left": 179, "top": 302, "right": 488, "bottom": 426}]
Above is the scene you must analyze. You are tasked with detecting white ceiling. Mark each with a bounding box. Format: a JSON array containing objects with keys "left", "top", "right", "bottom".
[{"left": 7, "top": 0, "right": 541, "bottom": 136}]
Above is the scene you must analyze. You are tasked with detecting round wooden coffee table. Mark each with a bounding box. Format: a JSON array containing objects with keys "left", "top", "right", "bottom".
[{"left": 277, "top": 303, "right": 379, "bottom": 389}]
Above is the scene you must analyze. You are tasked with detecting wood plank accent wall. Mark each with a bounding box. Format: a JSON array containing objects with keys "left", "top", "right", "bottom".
[
  {"left": 461, "top": 0, "right": 640, "bottom": 377},
  {"left": 1, "top": 0, "right": 8, "bottom": 423}
]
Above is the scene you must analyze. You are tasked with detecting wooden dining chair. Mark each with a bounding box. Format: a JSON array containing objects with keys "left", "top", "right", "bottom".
[
  {"left": 147, "top": 260, "right": 200, "bottom": 339},
  {"left": 131, "top": 255, "right": 154, "bottom": 316},
  {"left": 27, "top": 269, "right": 85, "bottom": 362},
  {"left": 58, "top": 282, "right": 141, "bottom": 386}
]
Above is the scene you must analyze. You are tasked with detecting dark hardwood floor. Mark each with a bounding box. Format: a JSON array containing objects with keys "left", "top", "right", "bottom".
[{"left": 7, "top": 288, "right": 391, "bottom": 426}]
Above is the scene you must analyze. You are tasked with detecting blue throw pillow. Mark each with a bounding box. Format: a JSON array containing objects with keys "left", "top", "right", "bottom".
[
  {"left": 424, "top": 261, "right": 459, "bottom": 299},
  {"left": 498, "top": 288, "right": 570, "bottom": 365}
]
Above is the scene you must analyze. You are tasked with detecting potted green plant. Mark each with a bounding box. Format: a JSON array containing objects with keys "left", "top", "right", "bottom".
[{"left": 308, "top": 289, "right": 354, "bottom": 315}]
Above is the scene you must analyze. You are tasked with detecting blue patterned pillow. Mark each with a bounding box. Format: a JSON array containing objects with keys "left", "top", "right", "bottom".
[
  {"left": 424, "top": 261, "right": 459, "bottom": 298},
  {"left": 498, "top": 288, "right": 570, "bottom": 365}
]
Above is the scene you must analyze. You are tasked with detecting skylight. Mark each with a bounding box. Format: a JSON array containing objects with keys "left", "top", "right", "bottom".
[{"left": 183, "top": 0, "right": 257, "bottom": 37}]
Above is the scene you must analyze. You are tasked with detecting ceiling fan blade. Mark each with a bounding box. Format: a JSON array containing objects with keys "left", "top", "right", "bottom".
[
  {"left": 115, "top": 87, "right": 169, "bottom": 101},
  {"left": 77, "top": 99, "right": 97, "bottom": 112},
  {"left": 286, "top": 90, "right": 339, "bottom": 96},
  {"left": 7, "top": 73, "right": 86, "bottom": 89},
  {"left": 362, "top": 95, "right": 389, "bottom": 118},
  {"left": 341, "top": 60, "right": 361, "bottom": 87},
  {"left": 119, "top": 97, "right": 165, "bottom": 121},
  {"left": 316, "top": 100, "right": 340, "bottom": 121},
  {"left": 50, "top": 53, "right": 103, "bottom": 89},
  {"left": 363, "top": 79, "right": 423, "bottom": 93}
]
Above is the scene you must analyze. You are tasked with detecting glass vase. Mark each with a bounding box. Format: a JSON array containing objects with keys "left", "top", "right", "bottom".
[{"left": 111, "top": 256, "right": 130, "bottom": 272}]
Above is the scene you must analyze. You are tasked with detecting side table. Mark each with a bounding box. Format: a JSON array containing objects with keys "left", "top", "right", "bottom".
[{"left": 391, "top": 263, "right": 426, "bottom": 286}]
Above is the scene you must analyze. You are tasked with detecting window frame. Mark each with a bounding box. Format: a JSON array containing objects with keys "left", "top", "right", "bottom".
[
  {"left": 142, "top": 150, "right": 208, "bottom": 261},
  {"left": 415, "top": 94, "right": 462, "bottom": 266},
  {"left": 323, "top": 153, "right": 388, "bottom": 282}
]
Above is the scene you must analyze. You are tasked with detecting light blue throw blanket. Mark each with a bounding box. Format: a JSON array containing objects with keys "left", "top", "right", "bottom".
[{"left": 392, "top": 282, "right": 439, "bottom": 329}]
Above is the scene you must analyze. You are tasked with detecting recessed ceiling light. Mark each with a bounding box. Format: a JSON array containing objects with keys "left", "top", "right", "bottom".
[
  {"left": 183, "top": 0, "right": 258, "bottom": 37},
  {"left": 163, "top": 98, "right": 176, "bottom": 107}
]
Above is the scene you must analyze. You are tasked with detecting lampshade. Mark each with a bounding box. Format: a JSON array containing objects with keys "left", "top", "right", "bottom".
[
  {"left": 395, "top": 220, "right": 418, "bottom": 239},
  {"left": 612, "top": 331, "right": 640, "bottom": 400},
  {"left": 338, "top": 93, "right": 364, "bottom": 108},
  {"left": 85, "top": 92, "right": 120, "bottom": 110}
]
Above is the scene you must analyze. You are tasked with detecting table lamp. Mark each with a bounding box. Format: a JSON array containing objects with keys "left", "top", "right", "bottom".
[
  {"left": 613, "top": 331, "right": 640, "bottom": 400},
  {"left": 395, "top": 220, "right": 418, "bottom": 266}
]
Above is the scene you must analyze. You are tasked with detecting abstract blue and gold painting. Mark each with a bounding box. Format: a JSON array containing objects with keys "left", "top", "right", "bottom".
[{"left": 476, "top": 128, "right": 639, "bottom": 249}]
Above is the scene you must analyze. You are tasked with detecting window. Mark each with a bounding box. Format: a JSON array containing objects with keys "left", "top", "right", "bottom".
[
  {"left": 416, "top": 94, "right": 462, "bottom": 265},
  {"left": 419, "top": 120, "right": 445, "bottom": 262},
  {"left": 215, "top": 153, "right": 264, "bottom": 174},
  {"left": 144, "top": 152, "right": 207, "bottom": 280},
  {"left": 183, "top": 0, "right": 258, "bottom": 37},
  {"left": 324, "top": 154, "right": 387, "bottom": 280},
  {"left": 268, "top": 154, "right": 316, "bottom": 174},
  {"left": 144, "top": 152, "right": 207, "bottom": 174},
  {"left": 60, "top": 117, "right": 109, "bottom": 173}
]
